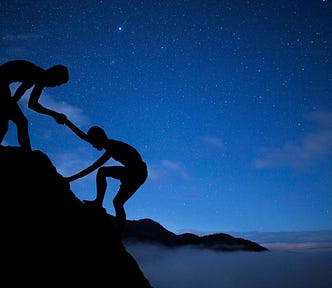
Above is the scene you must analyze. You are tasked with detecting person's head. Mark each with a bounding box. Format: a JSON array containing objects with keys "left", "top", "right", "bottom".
[
  {"left": 44, "top": 65, "right": 69, "bottom": 87},
  {"left": 87, "top": 126, "right": 108, "bottom": 150}
]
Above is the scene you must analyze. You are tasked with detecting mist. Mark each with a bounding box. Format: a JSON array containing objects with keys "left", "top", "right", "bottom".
[{"left": 125, "top": 243, "right": 332, "bottom": 288}]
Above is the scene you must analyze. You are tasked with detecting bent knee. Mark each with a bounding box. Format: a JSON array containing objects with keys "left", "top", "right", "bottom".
[
  {"left": 18, "top": 116, "right": 29, "bottom": 128},
  {"left": 96, "top": 167, "right": 108, "bottom": 178},
  {"left": 113, "top": 197, "right": 123, "bottom": 209}
]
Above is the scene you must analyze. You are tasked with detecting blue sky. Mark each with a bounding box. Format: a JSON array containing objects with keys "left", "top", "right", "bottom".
[{"left": 1, "top": 0, "right": 331, "bottom": 233}]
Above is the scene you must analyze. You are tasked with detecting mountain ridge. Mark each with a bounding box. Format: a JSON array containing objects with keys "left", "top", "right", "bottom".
[{"left": 123, "top": 217, "right": 267, "bottom": 252}]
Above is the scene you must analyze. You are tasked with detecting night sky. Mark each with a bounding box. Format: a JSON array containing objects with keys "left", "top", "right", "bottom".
[{"left": 1, "top": 0, "right": 331, "bottom": 234}]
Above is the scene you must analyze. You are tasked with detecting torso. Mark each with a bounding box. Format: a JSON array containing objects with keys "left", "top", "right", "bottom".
[
  {"left": 0, "top": 60, "right": 44, "bottom": 84},
  {"left": 108, "top": 139, "right": 144, "bottom": 167}
]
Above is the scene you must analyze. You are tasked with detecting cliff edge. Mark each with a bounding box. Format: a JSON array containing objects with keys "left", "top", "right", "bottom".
[{"left": 0, "top": 145, "right": 152, "bottom": 287}]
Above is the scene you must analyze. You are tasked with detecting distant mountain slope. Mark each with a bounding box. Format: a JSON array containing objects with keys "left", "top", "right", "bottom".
[{"left": 123, "top": 218, "right": 267, "bottom": 252}]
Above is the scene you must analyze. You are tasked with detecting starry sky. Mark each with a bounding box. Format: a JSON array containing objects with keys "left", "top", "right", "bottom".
[{"left": 1, "top": 0, "right": 331, "bottom": 234}]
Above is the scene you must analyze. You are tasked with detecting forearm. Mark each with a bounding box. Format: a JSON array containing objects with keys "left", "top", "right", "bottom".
[
  {"left": 66, "top": 154, "right": 110, "bottom": 182},
  {"left": 28, "top": 85, "right": 59, "bottom": 117},
  {"left": 28, "top": 101, "right": 58, "bottom": 117},
  {"left": 66, "top": 170, "right": 90, "bottom": 182},
  {"left": 12, "top": 83, "right": 31, "bottom": 101},
  {"left": 66, "top": 163, "right": 99, "bottom": 181},
  {"left": 65, "top": 120, "right": 89, "bottom": 141}
]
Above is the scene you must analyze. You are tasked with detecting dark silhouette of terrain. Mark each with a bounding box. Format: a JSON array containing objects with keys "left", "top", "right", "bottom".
[
  {"left": 0, "top": 145, "right": 267, "bottom": 285},
  {"left": 0, "top": 145, "right": 152, "bottom": 287}
]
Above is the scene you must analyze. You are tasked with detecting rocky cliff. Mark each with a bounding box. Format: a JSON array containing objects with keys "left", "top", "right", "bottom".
[{"left": 0, "top": 145, "right": 152, "bottom": 287}]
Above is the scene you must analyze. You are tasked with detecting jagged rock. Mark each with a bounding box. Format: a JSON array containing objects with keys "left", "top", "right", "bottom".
[{"left": 0, "top": 145, "right": 152, "bottom": 287}]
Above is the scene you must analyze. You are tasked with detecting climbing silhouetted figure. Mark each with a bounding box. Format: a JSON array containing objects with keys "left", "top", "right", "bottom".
[
  {"left": 64, "top": 120, "right": 148, "bottom": 237},
  {"left": 0, "top": 60, "right": 69, "bottom": 151}
]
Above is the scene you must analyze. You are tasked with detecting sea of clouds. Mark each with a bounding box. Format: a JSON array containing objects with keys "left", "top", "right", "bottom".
[{"left": 125, "top": 231, "right": 332, "bottom": 288}]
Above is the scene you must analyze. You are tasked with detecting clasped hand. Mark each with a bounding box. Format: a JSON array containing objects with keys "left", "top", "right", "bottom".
[{"left": 54, "top": 113, "right": 67, "bottom": 124}]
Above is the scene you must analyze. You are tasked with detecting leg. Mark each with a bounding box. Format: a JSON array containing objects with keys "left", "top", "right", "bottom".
[
  {"left": 113, "top": 186, "right": 137, "bottom": 236},
  {"left": 94, "top": 166, "right": 108, "bottom": 206},
  {"left": 0, "top": 117, "right": 9, "bottom": 145},
  {"left": 0, "top": 86, "right": 11, "bottom": 146},
  {"left": 113, "top": 163, "right": 148, "bottom": 235},
  {"left": 85, "top": 166, "right": 125, "bottom": 207},
  {"left": 15, "top": 112, "right": 31, "bottom": 151},
  {"left": 11, "top": 103, "right": 32, "bottom": 151}
]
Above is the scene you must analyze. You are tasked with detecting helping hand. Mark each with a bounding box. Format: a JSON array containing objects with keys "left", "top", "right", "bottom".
[
  {"left": 61, "top": 177, "right": 71, "bottom": 190},
  {"left": 64, "top": 176, "right": 74, "bottom": 182},
  {"left": 54, "top": 113, "right": 67, "bottom": 124}
]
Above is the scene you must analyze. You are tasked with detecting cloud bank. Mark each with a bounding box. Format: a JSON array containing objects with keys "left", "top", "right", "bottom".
[{"left": 126, "top": 243, "right": 332, "bottom": 288}]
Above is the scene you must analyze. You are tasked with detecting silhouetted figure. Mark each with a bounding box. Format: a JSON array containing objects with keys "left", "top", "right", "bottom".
[
  {"left": 64, "top": 120, "right": 148, "bottom": 236},
  {"left": 0, "top": 60, "right": 69, "bottom": 151}
]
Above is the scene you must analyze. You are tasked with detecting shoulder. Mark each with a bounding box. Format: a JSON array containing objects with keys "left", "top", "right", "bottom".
[{"left": 110, "top": 139, "right": 131, "bottom": 147}]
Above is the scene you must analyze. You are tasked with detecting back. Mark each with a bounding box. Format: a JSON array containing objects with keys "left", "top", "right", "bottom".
[
  {"left": 0, "top": 60, "right": 43, "bottom": 83},
  {"left": 109, "top": 139, "right": 144, "bottom": 167}
]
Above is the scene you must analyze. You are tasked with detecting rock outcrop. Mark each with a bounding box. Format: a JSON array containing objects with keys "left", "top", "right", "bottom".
[{"left": 0, "top": 145, "right": 152, "bottom": 287}]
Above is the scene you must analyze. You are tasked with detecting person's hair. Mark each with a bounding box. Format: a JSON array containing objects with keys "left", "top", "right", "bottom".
[
  {"left": 45, "top": 65, "right": 69, "bottom": 84},
  {"left": 87, "top": 126, "right": 108, "bottom": 141}
]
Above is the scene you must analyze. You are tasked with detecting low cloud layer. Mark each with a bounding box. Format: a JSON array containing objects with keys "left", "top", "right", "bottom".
[{"left": 126, "top": 243, "right": 332, "bottom": 288}]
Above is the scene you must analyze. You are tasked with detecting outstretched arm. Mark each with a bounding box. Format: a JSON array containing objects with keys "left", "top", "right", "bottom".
[
  {"left": 28, "top": 83, "right": 67, "bottom": 124},
  {"left": 65, "top": 151, "right": 111, "bottom": 182},
  {"left": 65, "top": 119, "right": 89, "bottom": 142},
  {"left": 12, "top": 82, "right": 34, "bottom": 102}
]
